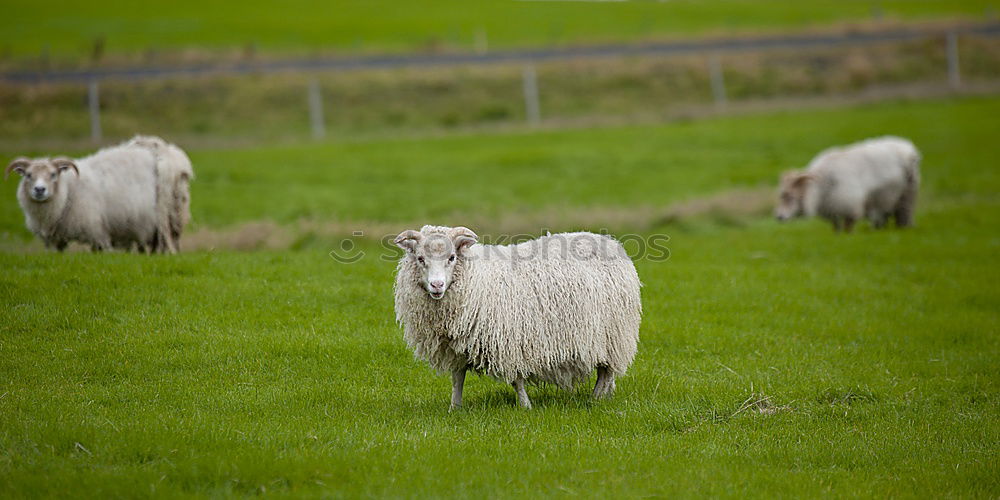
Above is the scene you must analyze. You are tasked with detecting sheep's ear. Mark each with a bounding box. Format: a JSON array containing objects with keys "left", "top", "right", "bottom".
[
  {"left": 51, "top": 157, "right": 79, "bottom": 176},
  {"left": 450, "top": 226, "right": 478, "bottom": 254},
  {"left": 780, "top": 169, "right": 804, "bottom": 183},
  {"left": 394, "top": 230, "right": 423, "bottom": 253},
  {"left": 5, "top": 157, "right": 30, "bottom": 180},
  {"left": 792, "top": 174, "right": 814, "bottom": 187}
]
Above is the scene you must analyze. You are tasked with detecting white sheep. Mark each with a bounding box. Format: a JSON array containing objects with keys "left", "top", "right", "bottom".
[
  {"left": 126, "top": 135, "right": 195, "bottom": 252},
  {"left": 5, "top": 136, "right": 194, "bottom": 253},
  {"left": 775, "top": 136, "right": 921, "bottom": 232},
  {"left": 394, "top": 225, "right": 642, "bottom": 409}
]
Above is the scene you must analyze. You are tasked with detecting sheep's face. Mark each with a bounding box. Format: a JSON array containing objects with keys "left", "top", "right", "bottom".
[
  {"left": 775, "top": 170, "right": 813, "bottom": 222},
  {"left": 395, "top": 226, "right": 478, "bottom": 300},
  {"left": 6, "top": 157, "right": 78, "bottom": 203}
]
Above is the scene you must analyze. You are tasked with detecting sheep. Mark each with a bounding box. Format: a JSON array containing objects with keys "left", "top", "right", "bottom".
[
  {"left": 126, "top": 135, "right": 195, "bottom": 252},
  {"left": 4, "top": 136, "right": 194, "bottom": 253},
  {"left": 394, "top": 225, "right": 642, "bottom": 410},
  {"left": 775, "top": 136, "right": 921, "bottom": 232}
]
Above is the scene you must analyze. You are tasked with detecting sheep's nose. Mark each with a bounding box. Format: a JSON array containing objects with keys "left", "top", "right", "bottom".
[
  {"left": 429, "top": 280, "right": 445, "bottom": 290},
  {"left": 33, "top": 186, "right": 45, "bottom": 195}
]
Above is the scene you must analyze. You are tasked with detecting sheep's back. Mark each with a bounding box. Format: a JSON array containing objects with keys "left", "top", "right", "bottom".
[
  {"left": 453, "top": 233, "right": 641, "bottom": 387},
  {"left": 808, "top": 136, "right": 917, "bottom": 215},
  {"left": 76, "top": 146, "right": 160, "bottom": 234}
]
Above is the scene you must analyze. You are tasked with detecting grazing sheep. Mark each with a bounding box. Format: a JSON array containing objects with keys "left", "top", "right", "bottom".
[
  {"left": 5, "top": 136, "right": 194, "bottom": 253},
  {"left": 394, "top": 225, "right": 642, "bottom": 409},
  {"left": 775, "top": 136, "right": 920, "bottom": 232}
]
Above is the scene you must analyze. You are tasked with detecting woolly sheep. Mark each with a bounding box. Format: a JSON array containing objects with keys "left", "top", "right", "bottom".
[
  {"left": 126, "top": 135, "right": 195, "bottom": 252},
  {"left": 775, "top": 136, "right": 920, "bottom": 232},
  {"left": 5, "top": 136, "right": 194, "bottom": 252},
  {"left": 394, "top": 225, "right": 642, "bottom": 409}
]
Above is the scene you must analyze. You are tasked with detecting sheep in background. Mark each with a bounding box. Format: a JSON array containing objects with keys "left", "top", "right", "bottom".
[
  {"left": 126, "top": 135, "right": 194, "bottom": 252},
  {"left": 394, "top": 225, "right": 642, "bottom": 410},
  {"left": 775, "top": 136, "right": 921, "bottom": 232},
  {"left": 5, "top": 136, "right": 194, "bottom": 253}
]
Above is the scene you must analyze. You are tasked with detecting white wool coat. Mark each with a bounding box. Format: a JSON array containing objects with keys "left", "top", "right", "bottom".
[
  {"left": 803, "top": 136, "right": 920, "bottom": 225},
  {"left": 15, "top": 136, "right": 193, "bottom": 252},
  {"left": 395, "top": 231, "right": 642, "bottom": 389}
]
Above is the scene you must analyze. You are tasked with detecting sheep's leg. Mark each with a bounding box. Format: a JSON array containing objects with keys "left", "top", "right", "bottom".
[
  {"left": 450, "top": 367, "right": 466, "bottom": 411},
  {"left": 150, "top": 232, "right": 164, "bottom": 254},
  {"left": 869, "top": 211, "right": 887, "bottom": 229},
  {"left": 513, "top": 378, "right": 532, "bottom": 409},
  {"left": 843, "top": 217, "right": 856, "bottom": 234},
  {"left": 895, "top": 174, "right": 918, "bottom": 228},
  {"left": 55, "top": 241, "right": 67, "bottom": 252},
  {"left": 831, "top": 217, "right": 843, "bottom": 232},
  {"left": 148, "top": 231, "right": 159, "bottom": 254},
  {"left": 594, "top": 366, "right": 616, "bottom": 399},
  {"left": 91, "top": 239, "right": 111, "bottom": 252},
  {"left": 894, "top": 200, "right": 914, "bottom": 228}
]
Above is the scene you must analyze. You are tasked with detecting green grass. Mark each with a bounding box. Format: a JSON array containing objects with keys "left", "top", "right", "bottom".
[
  {"left": 1, "top": 0, "right": 997, "bottom": 59},
  {"left": 1, "top": 96, "right": 999, "bottom": 496},
  {"left": 6, "top": 94, "right": 998, "bottom": 235}
]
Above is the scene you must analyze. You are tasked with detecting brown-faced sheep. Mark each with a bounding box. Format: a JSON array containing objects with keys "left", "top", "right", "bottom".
[{"left": 775, "top": 136, "right": 920, "bottom": 232}]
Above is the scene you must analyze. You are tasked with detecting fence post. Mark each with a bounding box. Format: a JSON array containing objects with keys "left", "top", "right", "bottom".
[
  {"left": 308, "top": 77, "right": 326, "bottom": 140},
  {"left": 946, "top": 31, "right": 961, "bottom": 89},
  {"left": 708, "top": 53, "right": 727, "bottom": 110},
  {"left": 88, "top": 78, "right": 102, "bottom": 143},
  {"left": 522, "top": 64, "right": 541, "bottom": 126},
  {"left": 475, "top": 28, "right": 488, "bottom": 54}
]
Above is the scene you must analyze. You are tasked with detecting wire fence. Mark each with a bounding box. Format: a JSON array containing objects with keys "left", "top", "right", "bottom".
[{"left": 3, "top": 23, "right": 999, "bottom": 144}]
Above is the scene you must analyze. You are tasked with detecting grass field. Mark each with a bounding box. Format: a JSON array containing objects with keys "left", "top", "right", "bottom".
[
  {"left": 3, "top": 94, "right": 998, "bottom": 236},
  {"left": 1, "top": 96, "right": 999, "bottom": 496},
  {"left": 1, "top": 0, "right": 997, "bottom": 61}
]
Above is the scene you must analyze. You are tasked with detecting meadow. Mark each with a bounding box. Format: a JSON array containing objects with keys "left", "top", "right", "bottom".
[
  {"left": 1, "top": 0, "right": 997, "bottom": 62},
  {"left": 5, "top": 34, "right": 1000, "bottom": 147},
  {"left": 1, "top": 95, "right": 998, "bottom": 496}
]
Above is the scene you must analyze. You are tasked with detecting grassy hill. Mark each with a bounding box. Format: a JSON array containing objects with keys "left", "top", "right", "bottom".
[{"left": 1, "top": 0, "right": 997, "bottom": 60}]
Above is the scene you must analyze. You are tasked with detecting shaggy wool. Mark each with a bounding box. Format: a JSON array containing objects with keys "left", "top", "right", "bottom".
[{"left": 395, "top": 227, "right": 642, "bottom": 389}]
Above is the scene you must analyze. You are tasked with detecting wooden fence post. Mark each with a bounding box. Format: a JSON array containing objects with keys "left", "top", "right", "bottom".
[
  {"left": 708, "top": 54, "right": 728, "bottom": 110},
  {"left": 88, "top": 78, "right": 102, "bottom": 143},
  {"left": 946, "top": 32, "right": 961, "bottom": 89},
  {"left": 522, "top": 64, "right": 541, "bottom": 126},
  {"left": 308, "top": 77, "right": 326, "bottom": 140}
]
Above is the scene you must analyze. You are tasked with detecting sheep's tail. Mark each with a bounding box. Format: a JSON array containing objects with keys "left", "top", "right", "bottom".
[
  {"left": 130, "top": 136, "right": 194, "bottom": 253},
  {"left": 895, "top": 145, "right": 921, "bottom": 228}
]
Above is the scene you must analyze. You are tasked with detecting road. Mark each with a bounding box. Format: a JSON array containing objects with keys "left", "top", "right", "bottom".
[{"left": 3, "top": 23, "right": 998, "bottom": 84}]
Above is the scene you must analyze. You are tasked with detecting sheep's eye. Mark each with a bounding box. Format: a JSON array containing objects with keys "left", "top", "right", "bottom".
[
  {"left": 50, "top": 173, "right": 57, "bottom": 180},
  {"left": 448, "top": 254, "right": 456, "bottom": 263},
  {"left": 24, "top": 173, "right": 32, "bottom": 180}
]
